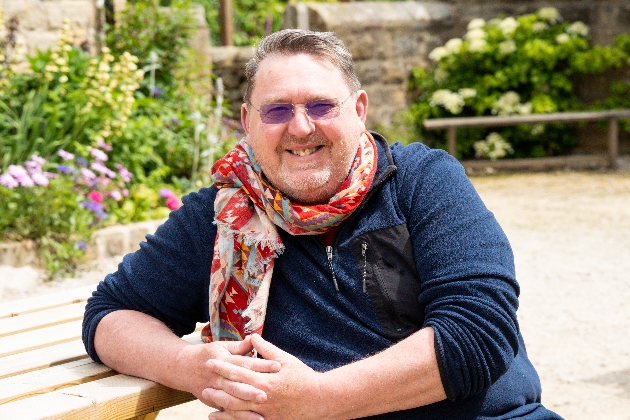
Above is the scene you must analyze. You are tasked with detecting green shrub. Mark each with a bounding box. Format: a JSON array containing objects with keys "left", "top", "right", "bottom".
[{"left": 406, "top": 8, "right": 630, "bottom": 159}]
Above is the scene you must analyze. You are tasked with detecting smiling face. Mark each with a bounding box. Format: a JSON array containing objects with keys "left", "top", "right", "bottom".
[{"left": 241, "top": 53, "right": 368, "bottom": 204}]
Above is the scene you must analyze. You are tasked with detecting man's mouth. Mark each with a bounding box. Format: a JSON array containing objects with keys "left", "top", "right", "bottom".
[{"left": 288, "top": 146, "right": 321, "bottom": 157}]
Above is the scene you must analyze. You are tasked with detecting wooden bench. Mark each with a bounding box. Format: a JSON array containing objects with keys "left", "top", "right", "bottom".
[
  {"left": 423, "top": 109, "right": 630, "bottom": 169},
  {"left": 0, "top": 285, "right": 204, "bottom": 419}
]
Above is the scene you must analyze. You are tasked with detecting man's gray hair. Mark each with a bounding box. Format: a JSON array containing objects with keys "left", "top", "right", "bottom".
[{"left": 243, "top": 29, "right": 361, "bottom": 104}]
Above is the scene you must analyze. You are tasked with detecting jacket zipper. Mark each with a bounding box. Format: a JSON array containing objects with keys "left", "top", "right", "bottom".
[
  {"left": 361, "top": 241, "right": 368, "bottom": 293},
  {"left": 326, "top": 246, "right": 339, "bottom": 292}
]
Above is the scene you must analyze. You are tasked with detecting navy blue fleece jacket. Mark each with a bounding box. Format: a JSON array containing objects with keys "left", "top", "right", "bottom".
[{"left": 83, "top": 133, "right": 561, "bottom": 419}]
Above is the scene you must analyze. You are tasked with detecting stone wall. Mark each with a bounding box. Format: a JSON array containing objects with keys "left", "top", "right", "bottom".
[
  {"left": 213, "top": 1, "right": 630, "bottom": 154},
  {"left": 3, "top": 0, "right": 101, "bottom": 56}
]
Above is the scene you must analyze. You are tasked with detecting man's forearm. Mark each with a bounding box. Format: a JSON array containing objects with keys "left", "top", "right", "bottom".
[
  {"left": 94, "top": 310, "right": 208, "bottom": 393},
  {"left": 318, "top": 327, "right": 446, "bottom": 419}
]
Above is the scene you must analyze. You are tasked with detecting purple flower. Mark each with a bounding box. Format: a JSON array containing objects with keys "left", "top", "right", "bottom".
[
  {"left": 58, "top": 149, "right": 75, "bottom": 160},
  {"left": 115, "top": 163, "right": 132, "bottom": 183},
  {"left": 109, "top": 190, "right": 123, "bottom": 201},
  {"left": 150, "top": 86, "right": 164, "bottom": 97},
  {"left": 31, "top": 172, "right": 50, "bottom": 186},
  {"left": 97, "top": 141, "right": 113, "bottom": 152},
  {"left": 171, "top": 117, "right": 181, "bottom": 126},
  {"left": 0, "top": 173, "right": 18, "bottom": 188},
  {"left": 91, "top": 148, "right": 108, "bottom": 161},
  {"left": 43, "top": 171, "right": 58, "bottom": 179},
  {"left": 76, "top": 241, "right": 88, "bottom": 250},
  {"left": 91, "top": 161, "right": 116, "bottom": 178},
  {"left": 81, "top": 168, "right": 97, "bottom": 180},
  {"left": 25, "top": 160, "right": 41, "bottom": 171},
  {"left": 18, "top": 174, "right": 34, "bottom": 187},
  {"left": 76, "top": 157, "right": 88, "bottom": 167},
  {"left": 82, "top": 200, "right": 103, "bottom": 212},
  {"left": 57, "top": 164, "right": 75, "bottom": 175}
]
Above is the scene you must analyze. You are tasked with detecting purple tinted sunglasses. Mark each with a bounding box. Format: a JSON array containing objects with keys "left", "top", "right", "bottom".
[{"left": 250, "top": 92, "right": 355, "bottom": 124}]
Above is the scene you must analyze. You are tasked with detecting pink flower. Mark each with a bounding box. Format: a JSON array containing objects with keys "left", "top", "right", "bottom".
[
  {"left": 115, "top": 163, "right": 132, "bottom": 183},
  {"left": 91, "top": 148, "right": 108, "bottom": 161},
  {"left": 8, "top": 165, "right": 28, "bottom": 179},
  {"left": 159, "top": 188, "right": 176, "bottom": 198},
  {"left": 18, "top": 174, "right": 34, "bottom": 187},
  {"left": 166, "top": 195, "right": 181, "bottom": 210},
  {"left": 81, "top": 168, "right": 97, "bottom": 180},
  {"left": 87, "top": 190, "right": 104, "bottom": 203},
  {"left": 91, "top": 161, "right": 116, "bottom": 178},
  {"left": 31, "top": 172, "right": 50, "bottom": 186},
  {"left": 109, "top": 190, "right": 123, "bottom": 201},
  {"left": 30, "top": 155, "right": 46, "bottom": 165},
  {"left": 97, "top": 141, "right": 113, "bottom": 151},
  {"left": 58, "top": 149, "right": 75, "bottom": 160},
  {"left": 0, "top": 173, "right": 18, "bottom": 188}
]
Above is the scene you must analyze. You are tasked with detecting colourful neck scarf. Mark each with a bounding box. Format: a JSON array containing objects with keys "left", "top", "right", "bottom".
[{"left": 201, "top": 132, "right": 377, "bottom": 342}]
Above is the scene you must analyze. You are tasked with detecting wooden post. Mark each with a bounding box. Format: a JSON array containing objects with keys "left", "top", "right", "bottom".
[
  {"left": 607, "top": 118, "right": 618, "bottom": 169},
  {"left": 447, "top": 126, "right": 457, "bottom": 157},
  {"left": 219, "top": 0, "right": 234, "bottom": 46}
]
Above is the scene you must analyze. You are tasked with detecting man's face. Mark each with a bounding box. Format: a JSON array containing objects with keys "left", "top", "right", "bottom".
[{"left": 241, "top": 53, "right": 368, "bottom": 204}]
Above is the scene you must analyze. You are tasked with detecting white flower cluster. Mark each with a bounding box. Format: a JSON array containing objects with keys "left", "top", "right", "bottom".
[
  {"left": 429, "top": 38, "right": 463, "bottom": 62},
  {"left": 532, "top": 22, "right": 549, "bottom": 34},
  {"left": 499, "top": 17, "right": 520, "bottom": 36},
  {"left": 83, "top": 48, "right": 144, "bottom": 141},
  {"left": 430, "top": 88, "right": 476, "bottom": 114},
  {"left": 474, "top": 132, "right": 514, "bottom": 160},
  {"left": 465, "top": 27, "right": 488, "bottom": 53},
  {"left": 556, "top": 33, "right": 571, "bottom": 44},
  {"left": 498, "top": 39, "right": 517, "bottom": 55},
  {"left": 537, "top": 7, "right": 562, "bottom": 24},
  {"left": 491, "top": 91, "right": 532, "bottom": 116},
  {"left": 44, "top": 20, "right": 75, "bottom": 84},
  {"left": 566, "top": 21, "right": 589, "bottom": 37}
]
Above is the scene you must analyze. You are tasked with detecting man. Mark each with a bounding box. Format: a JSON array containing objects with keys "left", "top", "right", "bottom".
[{"left": 83, "top": 29, "right": 561, "bottom": 419}]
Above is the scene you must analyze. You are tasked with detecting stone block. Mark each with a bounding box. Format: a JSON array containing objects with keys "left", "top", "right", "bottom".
[
  {"left": 47, "top": 1, "right": 94, "bottom": 30},
  {"left": 0, "top": 241, "right": 37, "bottom": 268}
]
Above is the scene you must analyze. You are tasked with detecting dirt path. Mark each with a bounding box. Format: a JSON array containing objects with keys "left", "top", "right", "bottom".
[
  {"left": 2, "top": 169, "right": 629, "bottom": 419},
  {"left": 472, "top": 171, "right": 630, "bottom": 420}
]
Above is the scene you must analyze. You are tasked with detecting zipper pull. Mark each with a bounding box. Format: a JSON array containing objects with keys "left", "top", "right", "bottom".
[
  {"left": 326, "top": 246, "right": 339, "bottom": 292},
  {"left": 361, "top": 242, "right": 368, "bottom": 293}
]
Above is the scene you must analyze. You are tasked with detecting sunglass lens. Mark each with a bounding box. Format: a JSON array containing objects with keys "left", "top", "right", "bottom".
[
  {"left": 260, "top": 103, "right": 293, "bottom": 124},
  {"left": 306, "top": 100, "right": 339, "bottom": 120}
]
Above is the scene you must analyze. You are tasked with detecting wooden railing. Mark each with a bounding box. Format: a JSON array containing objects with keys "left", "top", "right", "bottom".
[{"left": 423, "top": 109, "right": 630, "bottom": 169}]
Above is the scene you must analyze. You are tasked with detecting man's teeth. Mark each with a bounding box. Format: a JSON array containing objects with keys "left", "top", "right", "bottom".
[{"left": 290, "top": 147, "right": 318, "bottom": 156}]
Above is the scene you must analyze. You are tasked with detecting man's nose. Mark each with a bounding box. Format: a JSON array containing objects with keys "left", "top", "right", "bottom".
[{"left": 287, "top": 104, "right": 316, "bottom": 138}]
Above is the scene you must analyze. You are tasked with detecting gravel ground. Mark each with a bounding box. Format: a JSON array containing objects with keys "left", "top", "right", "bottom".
[{"left": 2, "top": 163, "right": 629, "bottom": 419}]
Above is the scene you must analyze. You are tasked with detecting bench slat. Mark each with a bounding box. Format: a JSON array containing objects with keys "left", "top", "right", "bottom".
[
  {"left": 0, "top": 341, "right": 88, "bottom": 380},
  {"left": 423, "top": 109, "right": 630, "bottom": 129},
  {"left": 0, "top": 302, "right": 86, "bottom": 338},
  {"left": 0, "top": 374, "right": 195, "bottom": 420},
  {"left": 0, "top": 358, "right": 115, "bottom": 405},
  {"left": 0, "top": 284, "right": 97, "bottom": 320},
  {"left": 0, "top": 320, "right": 83, "bottom": 358}
]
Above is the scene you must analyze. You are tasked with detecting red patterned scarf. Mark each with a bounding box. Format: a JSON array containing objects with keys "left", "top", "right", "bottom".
[{"left": 201, "top": 132, "right": 377, "bottom": 342}]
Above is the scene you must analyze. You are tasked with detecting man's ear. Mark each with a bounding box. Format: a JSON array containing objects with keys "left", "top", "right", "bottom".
[
  {"left": 241, "top": 103, "right": 250, "bottom": 135},
  {"left": 355, "top": 90, "right": 368, "bottom": 124}
]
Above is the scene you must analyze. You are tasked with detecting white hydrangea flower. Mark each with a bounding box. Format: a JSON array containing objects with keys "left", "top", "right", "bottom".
[
  {"left": 532, "top": 22, "right": 548, "bottom": 33},
  {"left": 499, "top": 17, "right": 520, "bottom": 35},
  {"left": 429, "top": 46, "right": 449, "bottom": 61},
  {"left": 467, "top": 18, "right": 486, "bottom": 31},
  {"left": 474, "top": 132, "right": 514, "bottom": 160},
  {"left": 492, "top": 91, "right": 522, "bottom": 115},
  {"left": 556, "top": 33, "right": 570, "bottom": 44},
  {"left": 445, "top": 38, "right": 463, "bottom": 54},
  {"left": 467, "top": 38, "right": 488, "bottom": 53},
  {"left": 498, "top": 39, "right": 517, "bottom": 55},
  {"left": 434, "top": 68, "right": 450, "bottom": 84},
  {"left": 430, "top": 89, "right": 465, "bottom": 115},
  {"left": 458, "top": 88, "right": 477, "bottom": 99},
  {"left": 531, "top": 124, "right": 545, "bottom": 135},
  {"left": 538, "top": 7, "right": 561, "bottom": 24},
  {"left": 518, "top": 103, "right": 533, "bottom": 115},
  {"left": 566, "top": 21, "right": 589, "bottom": 37},
  {"left": 465, "top": 28, "right": 488, "bottom": 40}
]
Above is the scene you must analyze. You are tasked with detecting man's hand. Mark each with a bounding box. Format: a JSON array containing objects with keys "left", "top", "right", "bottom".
[
  {"left": 204, "top": 334, "right": 328, "bottom": 420},
  {"left": 184, "top": 335, "right": 282, "bottom": 410}
]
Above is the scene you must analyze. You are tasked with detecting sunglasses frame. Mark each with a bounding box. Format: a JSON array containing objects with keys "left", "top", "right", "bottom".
[{"left": 250, "top": 92, "right": 355, "bottom": 125}]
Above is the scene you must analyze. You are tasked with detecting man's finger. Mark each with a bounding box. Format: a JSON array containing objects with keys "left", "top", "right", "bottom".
[
  {"left": 202, "top": 387, "right": 260, "bottom": 412},
  {"left": 220, "top": 335, "right": 254, "bottom": 356},
  {"left": 225, "top": 353, "right": 281, "bottom": 373},
  {"left": 207, "top": 408, "right": 264, "bottom": 420},
  {"left": 207, "top": 359, "right": 261, "bottom": 387},
  {"left": 250, "top": 333, "right": 286, "bottom": 362}
]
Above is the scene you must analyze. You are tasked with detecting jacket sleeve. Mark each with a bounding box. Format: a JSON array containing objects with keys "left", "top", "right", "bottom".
[
  {"left": 394, "top": 143, "right": 520, "bottom": 401},
  {"left": 82, "top": 186, "right": 218, "bottom": 363}
]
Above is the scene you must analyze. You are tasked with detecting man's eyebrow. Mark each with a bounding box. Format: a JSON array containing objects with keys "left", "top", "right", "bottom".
[{"left": 259, "top": 94, "right": 338, "bottom": 104}]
